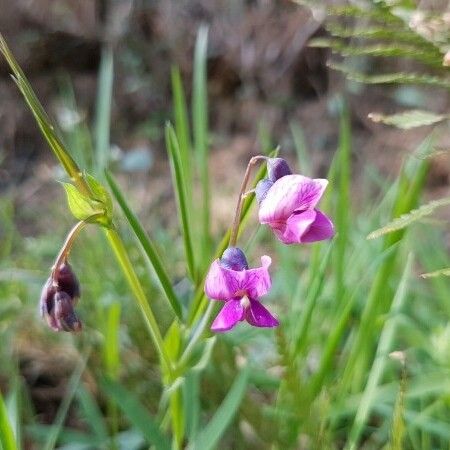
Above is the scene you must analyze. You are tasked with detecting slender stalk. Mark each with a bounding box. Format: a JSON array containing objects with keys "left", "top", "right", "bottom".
[
  {"left": 104, "top": 227, "right": 173, "bottom": 375},
  {"left": 51, "top": 220, "right": 89, "bottom": 274},
  {"left": 229, "top": 155, "right": 267, "bottom": 247},
  {"left": 178, "top": 302, "right": 215, "bottom": 369}
]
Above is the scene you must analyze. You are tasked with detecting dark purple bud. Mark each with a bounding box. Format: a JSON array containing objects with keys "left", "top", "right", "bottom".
[
  {"left": 54, "top": 291, "right": 82, "bottom": 332},
  {"left": 255, "top": 179, "right": 274, "bottom": 203},
  {"left": 220, "top": 247, "right": 249, "bottom": 271},
  {"left": 55, "top": 262, "right": 80, "bottom": 300},
  {"left": 39, "top": 277, "right": 58, "bottom": 330},
  {"left": 267, "top": 158, "right": 292, "bottom": 182},
  {"left": 39, "top": 277, "right": 55, "bottom": 317}
]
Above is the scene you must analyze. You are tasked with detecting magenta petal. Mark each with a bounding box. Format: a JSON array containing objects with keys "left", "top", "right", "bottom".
[
  {"left": 211, "top": 300, "right": 245, "bottom": 333},
  {"left": 274, "top": 210, "right": 316, "bottom": 244},
  {"left": 246, "top": 300, "right": 279, "bottom": 328},
  {"left": 204, "top": 260, "right": 239, "bottom": 301},
  {"left": 241, "top": 255, "right": 272, "bottom": 299},
  {"left": 301, "top": 209, "right": 335, "bottom": 243},
  {"left": 259, "top": 175, "right": 328, "bottom": 224}
]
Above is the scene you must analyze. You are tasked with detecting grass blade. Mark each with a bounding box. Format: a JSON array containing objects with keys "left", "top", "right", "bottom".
[
  {"left": 165, "top": 123, "right": 197, "bottom": 282},
  {"left": 171, "top": 66, "right": 193, "bottom": 200},
  {"left": 106, "top": 171, "right": 183, "bottom": 319},
  {"left": 344, "top": 254, "right": 413, "bottom": 450},
  {"left": 77, "top": 386, "right": 109, "bottom": 444},
  {"left": 0, "top": 390, "right": 17, "bottom": 450},
  {"left": 101, "top": 378, "right": 171, "bottom": 450},
  {"left": 192, "top": 25, "right": 211, "bottom": 267},
  {"left": 43, "top": 349, "right": 90, "bottom": 450},
  {"left": 189, "top": 367, "right": 249, "bottom": 450},
  {"left": 94, "top": 45, "right": 114, "bottom": 173}
]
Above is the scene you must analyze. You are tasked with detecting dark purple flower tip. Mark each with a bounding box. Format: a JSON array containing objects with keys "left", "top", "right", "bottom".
[
  {"left": 267, "top": 158, "right": 292, "bottom": 182},
  {"left": 220, "top": 247, "right": 249, "bottom": 271},
  {"left": 54, "top": 291, "right": 82, "bottom": 332},
  {"left": 55, "top": 262, "right": 80, "bottom": 299},
  {"left": 39, "top": 277, "right": 56, "bottom": 319},
  {"left": 255, "top": 179, "right": 274, "bottom": 203}
]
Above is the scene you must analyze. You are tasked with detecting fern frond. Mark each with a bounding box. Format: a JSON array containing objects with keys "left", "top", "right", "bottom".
[
  {"left": 368, "top": 110, "right": 448, "bottom": 129},
  {"left": 367, "top": 197, "right": 450, "bottom": 240},
  {"left": 311, "top": 39, "right": 442, "bottom": 67},
  {"left": 328, "top": 63, "right": 450, "bottom": 88},
  {"left": 329, "top": 5, "right": 402, "bottom": 25},
  {"left": 421, "top": 268, "right": 450, "bottom": 278},
  {"left": 326, "top": 24, "right": 442, "bottom": 52}
]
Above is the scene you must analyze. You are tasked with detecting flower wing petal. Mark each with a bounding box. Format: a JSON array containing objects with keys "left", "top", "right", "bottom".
[
  {"left": 211, "top": 300, "right": 245, "bottom": 332},
  {"left": 277, "top": 210, "right": 317, "bottom": 244},
  {"left": 241, "top": 255, "right": 272, "bottom": 299},
  {"left": 259, "top": 175, "right": 328, "bottom": 223},
  {"left": 246, "top": 300, "right": 279, "bottom": 328},
  {"left": 301, "top": 209, "right": 335, "bottom": 243},
  {"left": 204, "top": 260, "right": 240, "bottom": 301}
]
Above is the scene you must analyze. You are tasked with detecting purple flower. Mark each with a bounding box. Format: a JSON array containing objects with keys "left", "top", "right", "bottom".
[
  {"left": 205, "top": 248, "right": 278, "bottom": 332},
  {"left": 258, "top": 171, "right": 334, "bottom": 245}
]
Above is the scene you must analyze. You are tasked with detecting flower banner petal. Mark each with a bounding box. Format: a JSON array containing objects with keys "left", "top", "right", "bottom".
[
  {"left": 205, "top": 260, "right": 240, "bottom": 301},
  {"left": 259, "top": 175, "right": 328, "bottom": 223},
  {"left": 241, "top": 255, "right": 272, "bottom": 299}
]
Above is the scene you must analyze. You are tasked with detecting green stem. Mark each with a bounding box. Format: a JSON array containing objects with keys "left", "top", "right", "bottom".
[
  {"left": 105, "top": 227, "right": 172, "bottom": 375},
  {"left": 229, "top": 155, "right": 267, "bottom": 247}
]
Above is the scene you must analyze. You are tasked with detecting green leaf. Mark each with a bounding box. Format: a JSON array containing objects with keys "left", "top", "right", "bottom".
[
  {"left": 0, "top": 389, "right": 18, "bottom": 450},
  {"left": 192, "top": 25, "right": 211, "bottom": 269},
  {"left": 165, "top": 124, "right": 197, "bottom": 281},
  {"left": 86, "top": 174, "right": 113, "bottom": 219},
  {"left": 367, "top": 197, "right": 450, "bottom": 239},
  {"left": 76, "top": 386, "right": 109, "bottom": 444},
  {"left": 62, "top": 183, "right": 105, "bottom": 222},
  {"left": 368, "top": 110, "right": 448, "bottom": 129},
  {"left": 94, "top": 45, "right": 114, "bottom": 173},
  {"left": 189, "top": 367, "right": 249, "bottom": 450},
  {"left": 100, "top": 378, "right": 170, "bottom": 450}
]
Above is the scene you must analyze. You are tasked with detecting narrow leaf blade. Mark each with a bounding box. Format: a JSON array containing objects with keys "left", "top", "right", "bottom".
[
  {"left": 189, "top": 368, "right": 249, "bottom": 450},
  {"left": 100, "top": 378, "right": 170, "bottom": 450}
]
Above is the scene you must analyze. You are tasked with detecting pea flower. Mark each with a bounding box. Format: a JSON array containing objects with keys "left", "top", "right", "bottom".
[
  {"left": 257, "top": 158, "right": 334, "bottom": 245},
  {"left": 40, "top": 262, "right": 82, "bottom": 332},
  {"left": 205, "top": 247, "right": 278, "bottom": 332}
]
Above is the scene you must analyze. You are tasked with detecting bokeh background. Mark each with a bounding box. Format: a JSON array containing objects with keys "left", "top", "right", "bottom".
[{"left": 1, "top": 1, "right": 450, "bottom": 449}]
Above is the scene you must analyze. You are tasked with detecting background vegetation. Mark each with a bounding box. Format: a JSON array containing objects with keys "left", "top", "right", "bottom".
[{"left": 0, "top": 1, "right": 449, "bottom": 449}]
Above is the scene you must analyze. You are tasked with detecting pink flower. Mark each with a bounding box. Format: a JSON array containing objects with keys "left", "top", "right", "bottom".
[
  {"left": 258, "top": 171, "right": 334, "bottom": 245},
  {"left": 205, "top": 247, "right": 279, "bottom": 332}
]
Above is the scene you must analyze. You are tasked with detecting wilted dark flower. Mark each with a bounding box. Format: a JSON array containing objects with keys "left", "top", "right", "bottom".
[{"left": 39, "top": 261, "right": 82, "bottom": 332}]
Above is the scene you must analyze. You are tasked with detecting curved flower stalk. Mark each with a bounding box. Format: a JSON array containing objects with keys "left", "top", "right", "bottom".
[
  {"left": 205, "top": 247, "right": 278, "bottom": 332},
  {"left": 257, "top": 158, "right": 335, "bottom": 244}
]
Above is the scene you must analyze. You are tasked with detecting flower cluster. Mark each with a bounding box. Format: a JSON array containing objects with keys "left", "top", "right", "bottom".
[
  {"left": 205, "top": 157, "right": 334, "bottom": 333},
  {"left": 40, "top": 261, "right": 82, "bottom": 332}
]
